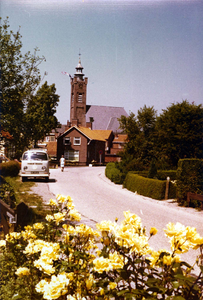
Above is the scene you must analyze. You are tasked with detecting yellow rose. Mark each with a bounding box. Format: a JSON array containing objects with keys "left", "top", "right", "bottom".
[
  {"left": 45, "top": 214, "right": 54, "bottom": 222},
  {"left": 36, "top": 279, "right": 48, "bottom": 293},
  {"left": 109, "top": 282, "right": 117, "bottom": 290},
  {"left": 33, "top": 222, "right": 44, "bottom": 230},
  {"left": 42, "top": 274, "right": 69, "bottom": 299},
  {"left": 0, "top": 240, "right": 6, "bottom": 248},
  {"left": 93, "top": 257, "right": 112, "bottom": 273},
  {"left": 54, "top": 212, "right": 66, "bottom": 225},
  {"left": 15, "top": 267, "right": 30, "bottom": 277},
  {"left": 150, "top": 227, "right": 158, "bottom": 236},
  {"left": 49, "top": 198, "right": 58, "bottom": 206}
]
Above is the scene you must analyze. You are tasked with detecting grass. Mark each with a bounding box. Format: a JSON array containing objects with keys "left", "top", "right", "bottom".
[{"left": 4, "top": 176, "right": 50, "bottom": 220}]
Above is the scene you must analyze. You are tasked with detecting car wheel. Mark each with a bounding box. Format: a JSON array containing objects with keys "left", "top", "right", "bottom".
[
  {"left": 45, "top": 177, "right": 49, "bottom": 182},
  {"left": 22, "top": 177, "right": 27, "bottom": 182}
]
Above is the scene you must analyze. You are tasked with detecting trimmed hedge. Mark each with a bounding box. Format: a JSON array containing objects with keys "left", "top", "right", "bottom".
[
  {"left": 157, "top": 170, "right": 177, "bottom": 181},
  {"left": 0, "top": 161, "right": 21, "bottom": 177},
  {"left": 123, "top": 173, "right": 176, "bottom": 200},
  {"left": 176, "top": 159, "right": 203, "bottom": 208},
  {"left": 129, "top": 170, "right": 177, "bottom": 181},
  {"left": 105, "top": 163, "right": 125, "bottom": 184}
]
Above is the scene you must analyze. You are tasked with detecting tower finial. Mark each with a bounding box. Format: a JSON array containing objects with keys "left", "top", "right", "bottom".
[{"left": 79, "top": 48, "right": 81, "bottom": 63}]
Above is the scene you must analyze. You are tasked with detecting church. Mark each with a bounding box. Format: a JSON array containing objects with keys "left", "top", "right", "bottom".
[{"left": 48, "top": 56, "right": 128, "bottom": 165}]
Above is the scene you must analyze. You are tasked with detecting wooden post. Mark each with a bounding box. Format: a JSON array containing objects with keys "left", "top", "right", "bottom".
[{"left": 165, "top": 177, "right": 170, "bottom": 200}]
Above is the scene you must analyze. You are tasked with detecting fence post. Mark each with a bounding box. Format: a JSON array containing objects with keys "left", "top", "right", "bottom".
[{"left": 165, "top": 177, "right": 170, "bottom": 200}]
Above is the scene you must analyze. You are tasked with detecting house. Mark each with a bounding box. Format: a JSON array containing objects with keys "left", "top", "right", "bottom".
[{"left": 57, "top": 126, "right": 113, "bottom": 165}]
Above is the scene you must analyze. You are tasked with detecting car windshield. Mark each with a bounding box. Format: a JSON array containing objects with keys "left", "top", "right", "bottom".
[{"left": 22, "top": 152, "right": 48, "bottom": 161}]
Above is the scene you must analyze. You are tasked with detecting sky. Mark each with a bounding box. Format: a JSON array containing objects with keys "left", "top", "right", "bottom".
[{"left": 1, "top": 0, "right": 203, "bottom": 124}]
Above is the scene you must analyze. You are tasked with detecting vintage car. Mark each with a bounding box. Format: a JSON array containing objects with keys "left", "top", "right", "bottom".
[{"left": 20, "top": 149, "right": 50, "bottom": 182}]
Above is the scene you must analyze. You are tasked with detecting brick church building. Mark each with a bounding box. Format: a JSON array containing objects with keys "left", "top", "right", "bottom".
[{"left": 46, "top": 56, "right": 128, "bottom": 165}]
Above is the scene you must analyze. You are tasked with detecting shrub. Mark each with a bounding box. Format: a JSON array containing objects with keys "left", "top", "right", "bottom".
[
  {"left": 105, "top": 163, "right": 125, "bottom": 184},
  {"left": 176, "top": 159, "right": 203, "bottom": 208},
  {"left": 0, "top": 176, "right": 17, "bottom": 208},
  {"left": 124, "top": 172, "right": 176, "bottom": 200},
  {"left": 0, "top": 161, "right": 20, "bottom": 177},
  {"left": 0, "top": 194, "right": 202, "bottom": 300},
  {"left": 147, "top": 158, "right": 157, "bottom": 178},
  {"left": 156, "top": 170, "right": 177, "bottom": 181}
]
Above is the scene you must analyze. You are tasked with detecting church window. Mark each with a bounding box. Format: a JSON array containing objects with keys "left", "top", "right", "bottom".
[
  {"left": 74, "top": 137, "right": 81, "bottom": 145},
  {"left": 78, "top": 93, "right": 83, "bottom": 102},
  {"left": 72, "top": 94, "right": 74, "bottom": 102}
]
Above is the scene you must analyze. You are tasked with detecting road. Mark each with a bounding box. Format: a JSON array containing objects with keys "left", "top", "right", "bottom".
[{"left": 45, "top": 166, "right": 203, "bottom": 272}]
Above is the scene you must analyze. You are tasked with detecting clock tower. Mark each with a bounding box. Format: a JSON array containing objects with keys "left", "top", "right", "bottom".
[{"left": 70, "top": 55, "right": 88, "bottom": 127}]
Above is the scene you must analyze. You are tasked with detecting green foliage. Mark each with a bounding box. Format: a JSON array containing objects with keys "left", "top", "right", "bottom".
[
  {"left": 0, "top": 176, "right": 17, "bottom": 208},
  {"left": 119, "top": 101, "right": 203, "bottom": 169},
  {"left": 156, "top": 100, "right": 203, "bottom": 167},
  {"left": 105, "top": 162, "right": 125, "bottom": 184},
  {"left": 0, "top": 195, "right": 202, "bottom": 299},
  {"left": 148, "top": 158, "right": 157, "bottom": 178},
  {"left": 176, "top": 159, "right": 203, "bottom": 208},
  {"left": 156, "top": 170, "right": 177, "bottom": 181},
  {"left": 123, "top": 172, "right": 176, "bottom": 200},
  {"left": 0, "top": 161, "right": 20, "bottom": 177},
  {"left": 119, "top": 105, "right": 157, "bottom": 167},
  {"left": 0, "top": 18, "right": 59, "bottom": 158}
]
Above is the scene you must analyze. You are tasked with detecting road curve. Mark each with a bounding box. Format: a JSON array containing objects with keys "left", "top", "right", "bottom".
[{"left": 46, "top": 166, "right": 202, "bottom": 272}]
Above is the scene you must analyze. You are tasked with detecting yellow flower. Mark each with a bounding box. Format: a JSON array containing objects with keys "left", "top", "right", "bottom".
[
  {"left": 24, "top": 225, "right": 32, "bottom": 231},
  {"left": 96, "top": 220, "right": 117, "bottom": 233},
  {"left": 21, "top": 230, "right": 36, "bottom": 240},
  {"left": 86, "top": 274, "right": 94, "bottom": 290},
  {"left": 38, "top": 274, "right": 69, "bottom": 299},
  {"left": 123, "top": 211, "right": 142, "bottom": 227},
  {"left": 33, "top": 222, "right": 44, "bottom": 230},
  {"left": 6, "top": 232, "right": 21, "bottom": 241},
  {"left": 150, "top": 227, "right": 158, "bottom": 236},
  {"left": 0, "top": 240, "right": 6, "bottom": 248},
  {"left": 162, "top": 255, "right": 173, "bottom": 266},
  {"left": 49, "top": 198, "right": 58, "bottom": 206},
  {"left": 99, "top": 288, "right": 105, "bottom": 295},
  {"left": 164, "top": 222, "right": 186, "bottom": 238},
  {"left": 15, "top": 267, "right": 30, "bottom": 277},
  {"left": 109, "top": 282, "right": 117, "bottom": 290},
  {"left": 45, "top": 214, "right": 54, "bottom": 222},
  {"left": 93, "top": 257, "right": 112, "bottom": 273},
  {"left": 36, "top": 279, "right": 48, "bottom": 293},
  {"left": 54, "top": 212, "right": 66, "bottom": 225},
  {"left": 69, "top": 209, "right": 81, "bottom": 222}
]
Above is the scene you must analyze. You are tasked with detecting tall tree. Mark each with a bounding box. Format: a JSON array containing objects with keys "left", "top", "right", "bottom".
[
  {"left": 119, "top": 106, "right": 157, "bottom": 168},
  {"left": 156, "top": 100, "right": 203, "bottom": 166},
  {"left": 26, "top": 82, "right": 59, "bottom": 147},
  {"left": 0, "top": 18, "right": 59, "bottom": 158}
]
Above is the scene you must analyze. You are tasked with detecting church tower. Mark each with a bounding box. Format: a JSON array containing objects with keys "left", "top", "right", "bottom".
[{"left": 70, "top": 54, "right": 88, "bottom": 127}]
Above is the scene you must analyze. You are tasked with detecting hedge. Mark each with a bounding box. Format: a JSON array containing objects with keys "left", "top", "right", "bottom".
[
  {"left": 176, "top": 159, "right": 203, "bottom": 208},
  {"left": 105, "top": 163, "right": 125, "bottom": 184},
  {"left": 0, "top": 161, "right": 21, "bottom": 177},
  {"left": 123, "top": 173, "right": 176, "bottom": 200}
]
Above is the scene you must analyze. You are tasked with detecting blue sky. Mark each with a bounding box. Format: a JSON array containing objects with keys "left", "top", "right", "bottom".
[{"left": 1, "top": 0, "right": 203, "bottom": 124}]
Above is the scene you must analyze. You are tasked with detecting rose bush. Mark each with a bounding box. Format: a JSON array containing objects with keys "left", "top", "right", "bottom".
[{"left": 0, "top": 194, "right": 202, "bottom": 300}]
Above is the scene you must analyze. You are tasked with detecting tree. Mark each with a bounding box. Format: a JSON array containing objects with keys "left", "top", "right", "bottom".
[
  {"left": 26, "top": 82, "right": 59, "bottom": 147},
  {"left": 118, "top": 105, "right": 157, "bottom": 169},
  {"left": 156, "top": 100, "right": 203, "bottom": 167},
  {"left": 0, "top": 18, "right": 59, "bottom": 158}
]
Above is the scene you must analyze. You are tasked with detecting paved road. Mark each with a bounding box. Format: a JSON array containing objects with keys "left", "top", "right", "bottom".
[{"left": 36, "top": 166, "right": 203, "bottom": 273}]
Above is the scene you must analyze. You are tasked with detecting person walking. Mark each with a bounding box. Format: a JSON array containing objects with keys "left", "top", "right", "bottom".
[{"left": 60, "top": 155, "right": 65, "bottom": 172}]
